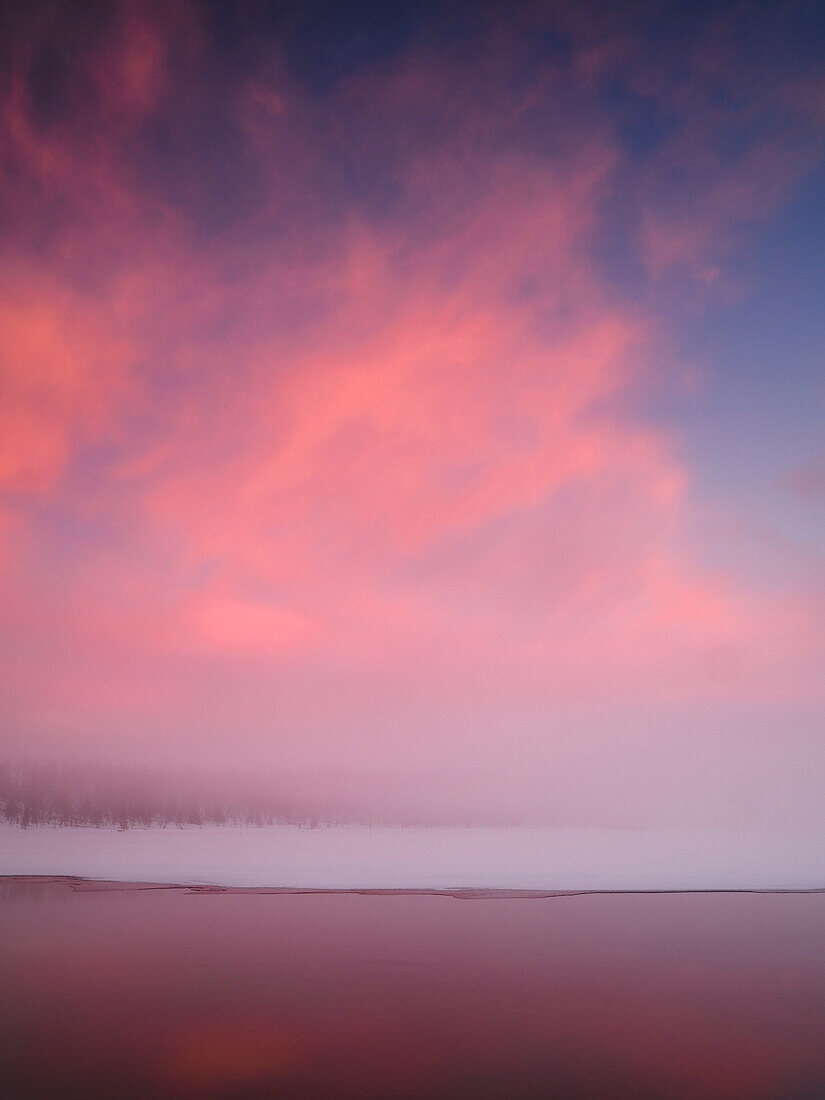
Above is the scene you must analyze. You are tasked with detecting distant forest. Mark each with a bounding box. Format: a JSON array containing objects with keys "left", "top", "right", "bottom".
[
  {"left": 0, "top": 760, "right": 338, "bottom": 829},
  {"left": 0, "top": 759, "right": 560, "bottom": 830}
]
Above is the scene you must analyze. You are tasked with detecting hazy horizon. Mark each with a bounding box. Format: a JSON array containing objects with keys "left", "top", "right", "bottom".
[{"left": 5, "top": 750, "right": 825, "bottom": 831}]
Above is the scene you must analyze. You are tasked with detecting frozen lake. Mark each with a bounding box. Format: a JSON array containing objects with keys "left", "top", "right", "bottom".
[{"left": 2, "top": 823, "right": 824, "bottom": 890}]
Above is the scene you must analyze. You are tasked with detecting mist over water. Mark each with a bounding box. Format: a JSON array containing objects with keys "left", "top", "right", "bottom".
[
  {"left": 2, "top": 4, "right": 825, "bottom": 1098},
  {"left": 2, "top": 2, "right": 825, "bottom": 1095}
]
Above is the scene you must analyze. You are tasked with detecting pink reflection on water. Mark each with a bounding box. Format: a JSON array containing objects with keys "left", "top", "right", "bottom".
[{"left": 2, "top": 883, "right": 825, "bottom": 1097}]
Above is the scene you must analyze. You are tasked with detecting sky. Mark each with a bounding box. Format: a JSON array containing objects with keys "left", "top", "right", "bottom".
[{"left": 1, "top": 0, "right": 824, "bottom": 826}]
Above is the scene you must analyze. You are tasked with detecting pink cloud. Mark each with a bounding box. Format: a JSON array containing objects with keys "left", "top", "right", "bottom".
[
  {"left": 0, "top": 3, "right": 823, "bottom": 821},
  {"left": 0, "top": 270, "right": 134, "bottom": 494}
]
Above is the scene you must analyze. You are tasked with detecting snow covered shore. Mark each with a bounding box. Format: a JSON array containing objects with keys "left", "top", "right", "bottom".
[{"left": 2, "top": 823, "right": 824, "bottom": 890}]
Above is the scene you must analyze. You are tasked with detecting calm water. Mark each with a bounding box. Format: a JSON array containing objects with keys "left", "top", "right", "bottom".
[{"left": 2, "top": 882, "right": 825, "bottom": 1098}]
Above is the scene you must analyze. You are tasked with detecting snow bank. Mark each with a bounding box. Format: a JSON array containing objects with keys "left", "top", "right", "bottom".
[{"left": 2, "top": 824, "right": 824, "bottom": 890}]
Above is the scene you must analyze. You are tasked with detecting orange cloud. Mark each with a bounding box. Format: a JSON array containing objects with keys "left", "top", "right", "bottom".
[{"left": 0, "top": 270, "right": 133, "bottom": 494}]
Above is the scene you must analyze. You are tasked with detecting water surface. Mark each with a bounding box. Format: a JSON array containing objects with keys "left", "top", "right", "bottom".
[{"left": 3, "top": 880, "right": 825, "bottom": 1097}]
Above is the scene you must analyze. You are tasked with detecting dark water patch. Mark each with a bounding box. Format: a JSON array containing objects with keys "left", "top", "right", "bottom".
[{"left": 3, "top": 880, "right": 825, "bottom": 1097}]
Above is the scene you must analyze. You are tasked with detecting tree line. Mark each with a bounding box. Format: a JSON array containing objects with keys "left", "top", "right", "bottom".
[{"left": 0, "top": 760, "right": 328, "bottom": 829}]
